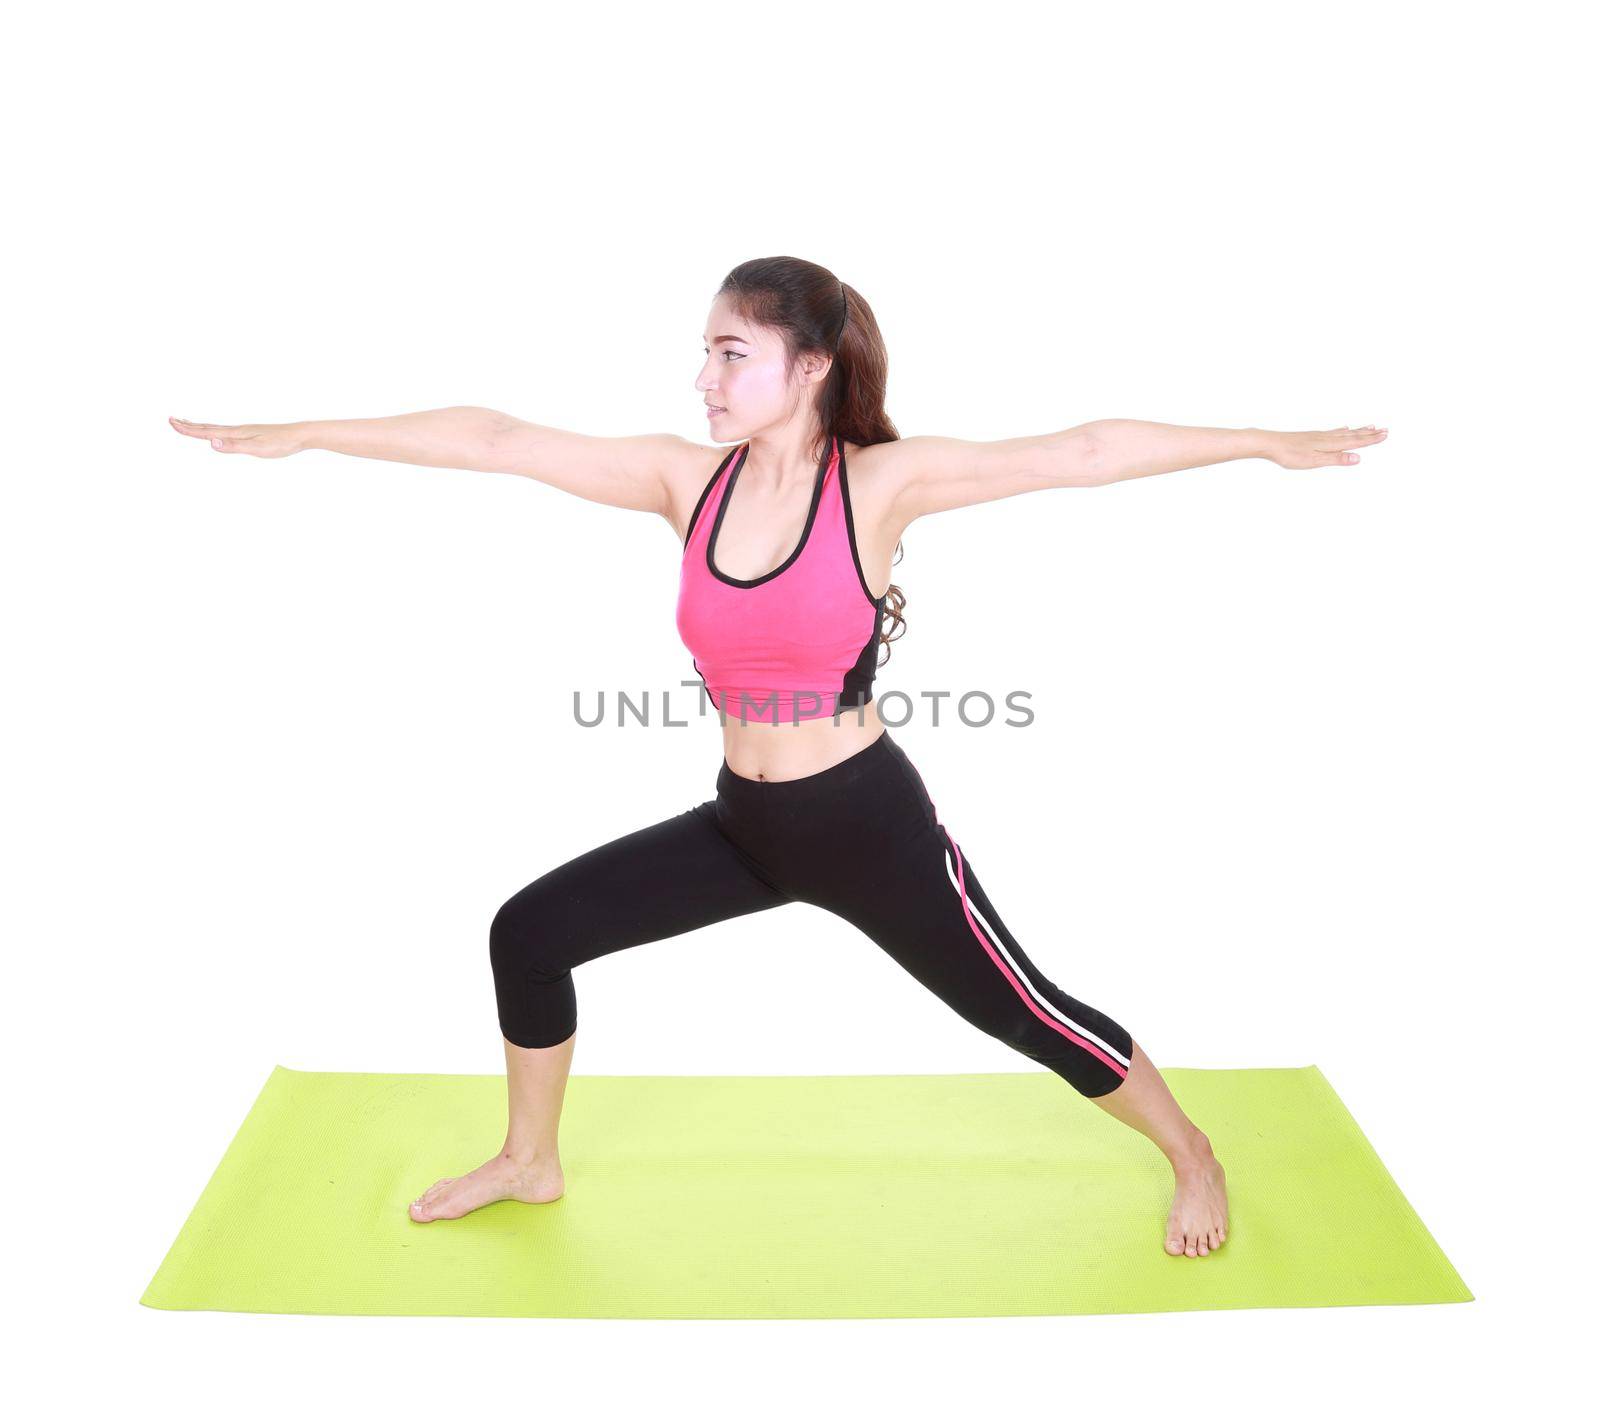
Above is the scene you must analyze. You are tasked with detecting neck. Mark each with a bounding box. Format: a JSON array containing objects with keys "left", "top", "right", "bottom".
[{"left": 740, "top": 428, "right": 830, "bottom": 490}]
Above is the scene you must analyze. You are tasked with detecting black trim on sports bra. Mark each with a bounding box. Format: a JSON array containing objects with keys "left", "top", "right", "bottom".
[
  {"left": 682, "top": 443, "right": 743, "bottom": 550},
  {"left": 705, "top": 435, "right": 831, "bottom": 589},
  {"left": 837, "top": 440, "right": 890, "bottom": 608},
  {"left": 835, "top": 597, "right": 887, "bottom": 714}
]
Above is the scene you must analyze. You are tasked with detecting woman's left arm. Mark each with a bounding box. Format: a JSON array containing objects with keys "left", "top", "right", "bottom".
[
  {"left": 883, "top": 420, "right": 1389, "bottom": 526},
  {"left": 1090, "top": 419, "right": 1388, "bottom": 482}
]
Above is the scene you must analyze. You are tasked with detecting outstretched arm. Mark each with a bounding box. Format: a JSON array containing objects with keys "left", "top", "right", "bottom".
[
  {"left": 881, "top": 421, "right": 1389, "bottom": 528},
  {"left": 169, "top": 407, "right": 703, "bottom": 518},
  {"left": 1088, "top": 419, "right": 1387, "bottom": 482}
]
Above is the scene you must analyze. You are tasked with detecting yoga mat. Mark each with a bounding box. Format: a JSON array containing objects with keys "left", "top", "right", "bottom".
[{"left": 141, "top": 1064, "right": 1471, "bottom": 1318}]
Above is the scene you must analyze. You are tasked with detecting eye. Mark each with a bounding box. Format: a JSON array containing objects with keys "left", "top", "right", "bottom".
[{"left": 703, "top": 347, "right": 744, "bottom": 361}]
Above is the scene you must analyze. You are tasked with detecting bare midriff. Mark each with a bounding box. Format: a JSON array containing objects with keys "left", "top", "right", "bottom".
[{"left": 718, "top": 696, "right": 886, "bottom": 782}]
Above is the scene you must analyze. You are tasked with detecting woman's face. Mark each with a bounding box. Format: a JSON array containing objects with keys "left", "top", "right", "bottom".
[{"left": 696, "top": 293, "right": 826, "bottom": 442}]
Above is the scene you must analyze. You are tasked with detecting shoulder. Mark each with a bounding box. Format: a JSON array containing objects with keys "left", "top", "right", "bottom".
[
  {"left": 663, "top": 438, "right": 742, "bottom": 544},
  {"left": 839, "top": 437, "right": 920, "bottom": 538}
]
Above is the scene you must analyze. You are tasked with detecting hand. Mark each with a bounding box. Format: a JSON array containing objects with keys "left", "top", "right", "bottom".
[
  {"left": 168, "top": 416, "right": 309, "bottom": 458},
  {"left": 1264, "top": 424, "right": 1388, "bottom": 470}
]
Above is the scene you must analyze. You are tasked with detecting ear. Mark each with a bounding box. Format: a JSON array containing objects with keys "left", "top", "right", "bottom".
[{"left": 799, "top": 349, "right": 833, "bottom": 383}]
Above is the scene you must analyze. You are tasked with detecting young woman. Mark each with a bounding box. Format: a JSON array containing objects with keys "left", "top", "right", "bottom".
[{"left": 171, "top": 256, "right": 1386, "bottom": 1258}]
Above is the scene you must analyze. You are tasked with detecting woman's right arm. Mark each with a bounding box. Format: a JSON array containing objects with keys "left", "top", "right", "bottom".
[{"left": 170, "top": 406, "right": 704, "bottom": 521}]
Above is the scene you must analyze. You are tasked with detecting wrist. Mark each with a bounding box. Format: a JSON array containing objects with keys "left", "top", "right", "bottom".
[
  {"left": 1242, "top": 427, "right": 1278, "bottom": 461},
  {"left": 290, "top": 420, "right": 323, "bottom": 452}
]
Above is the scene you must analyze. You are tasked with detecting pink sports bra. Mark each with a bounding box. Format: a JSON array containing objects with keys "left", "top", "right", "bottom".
[{"left": 677, "top": 433, "right": 888, "bottom": 723}]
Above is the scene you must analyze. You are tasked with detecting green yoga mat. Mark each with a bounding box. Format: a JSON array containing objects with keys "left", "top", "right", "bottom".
[{"left": 141, "top": 1064, "right": 1470, "bottom": 1318}]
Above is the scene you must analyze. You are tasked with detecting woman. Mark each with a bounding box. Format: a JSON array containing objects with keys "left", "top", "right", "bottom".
[{"left": 171, "top": 256, "right": 1386, "bottom": 1258}]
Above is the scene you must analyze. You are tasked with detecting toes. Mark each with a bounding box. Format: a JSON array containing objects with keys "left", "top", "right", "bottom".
[
  {"left": 1166, "top": 1237, "right": 1184, "bottom": 1255},
  {"left": 410, "top": 1177, "right": 455, "bottom": 1219}
]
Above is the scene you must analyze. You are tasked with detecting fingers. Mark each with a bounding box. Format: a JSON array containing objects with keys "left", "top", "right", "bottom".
[
  {"left": 170, "top": 417, "right": 260, "bottom": 452},
  {"left": 169, "top": 417, "right": 219, "bottom": 438},
  {"left": 170, "top": 417, "right": 243, "bottom": 440},
  {"left": 1314, "top": 427, "right": 1387, "bottom": 456}
]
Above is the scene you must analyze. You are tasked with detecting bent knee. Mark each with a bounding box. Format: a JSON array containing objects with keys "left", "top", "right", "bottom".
[{"left": 489, "top": 889, "right": 575, "bottom": 983}]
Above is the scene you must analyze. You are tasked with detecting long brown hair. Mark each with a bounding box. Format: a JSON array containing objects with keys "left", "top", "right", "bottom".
[{"left": 716, "top": 257, "right": 907, "bottom": 664}]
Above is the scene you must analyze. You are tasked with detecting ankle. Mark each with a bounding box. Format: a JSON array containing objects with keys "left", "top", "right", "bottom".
[
  {"left": 498, "top": 1145, "right": 560, "bottom": 1170},
  {"left": 1169, "top": 1126, "right": 1215, "bottom": 1171}
]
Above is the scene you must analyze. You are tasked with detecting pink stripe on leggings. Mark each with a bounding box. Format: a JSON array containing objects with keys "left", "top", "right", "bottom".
[{"left": 946, "top": 829, "right": 1131, "bottom": 1084}]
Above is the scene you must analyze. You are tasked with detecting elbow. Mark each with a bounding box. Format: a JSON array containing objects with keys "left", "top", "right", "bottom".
[
  {"left": 463, "top": 408, "right": 519, "bottom": 475},
  {"left": 1061, "top": 421, "right": 1113, "bottom": 488}
]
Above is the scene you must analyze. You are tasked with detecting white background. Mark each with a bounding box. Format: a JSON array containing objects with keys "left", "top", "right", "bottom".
[{"left": 5, "top": 0, "right": 1593, "bottom": 1399}]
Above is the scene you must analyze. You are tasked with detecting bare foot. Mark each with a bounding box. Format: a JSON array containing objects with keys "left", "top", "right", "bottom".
[
  {"left": 409, "top": 1151, "right": 565, "bottom": 1223},
  {"left": 1165, "top": 1135, "right": 1229, "bottom": 1257}
]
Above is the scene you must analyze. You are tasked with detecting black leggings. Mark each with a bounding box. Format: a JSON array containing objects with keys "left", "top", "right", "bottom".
[{"left": 489, "top": 730, "right": 1134, "bottom": 1098}]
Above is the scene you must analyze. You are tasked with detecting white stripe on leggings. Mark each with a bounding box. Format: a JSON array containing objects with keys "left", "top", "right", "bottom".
[{"left": 944, "top": 848, "right": 1132, "bottom": 1069}]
